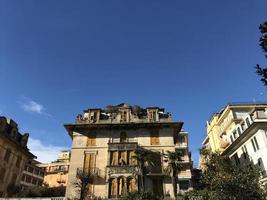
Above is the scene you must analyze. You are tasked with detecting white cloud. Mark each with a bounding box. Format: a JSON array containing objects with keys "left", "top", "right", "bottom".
[
  {"left": 28, "top": 137, "right": 68, "bottom": 163},
  {"left": 22, "top": 100, "right": 44, "bottom": 114},
  {"left": 19, "top": 96, "right": 51, "bottom": 116}
]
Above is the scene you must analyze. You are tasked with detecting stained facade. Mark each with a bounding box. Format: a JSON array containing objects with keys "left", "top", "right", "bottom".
[
  {"left": 0, "top": 116, "right": 35, "bottom": 197},
  {"left": 65, "top": 103, "right": 192, "bottom": 199}
]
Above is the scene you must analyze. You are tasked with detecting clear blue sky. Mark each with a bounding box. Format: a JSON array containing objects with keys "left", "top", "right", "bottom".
[{"left": 1, "top": 0, "right": 267, "bottom": 165}]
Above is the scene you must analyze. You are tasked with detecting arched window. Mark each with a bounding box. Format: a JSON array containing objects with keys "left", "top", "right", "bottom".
[
  {"left": 118, "top": 177, "right": 126, "bottom": 197},
  {"left": 120, "top": 132, "right": 127, "bottom": 143},
  {"left": 127, "top": 177, "right": 137, "bottom": 193},
  {"left": 109, "top": 178, "right": 117, "bottom": 198}
]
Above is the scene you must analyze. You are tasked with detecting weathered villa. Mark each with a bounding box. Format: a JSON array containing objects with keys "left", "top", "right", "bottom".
[{"left": 64, "top": 103, "right": 192, "bottom": 199}]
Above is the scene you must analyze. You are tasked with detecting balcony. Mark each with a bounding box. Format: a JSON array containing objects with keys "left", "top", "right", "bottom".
[
  {"left": 108, "top": 141, "right": 138, "bottom": 151},
  {"left": 251, "top": 109, "right": 267, "bottom": 121},
  {"left": 175, "top": 143, "right": 187, "bottom": 148},
  {"left": 220, "top": 139, "right": 230, "bottom": 149},
  {"left": 107, "top": 165, "right": 136, "bottom": 175},
  {"left": 76, "top": 168, "right": 106, "bottom": 179}
]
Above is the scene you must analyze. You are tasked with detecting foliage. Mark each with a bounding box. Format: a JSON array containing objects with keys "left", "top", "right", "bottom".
[
  {"left": 133, "top": 147, "right": 156, "bottom": 191},
  {"left": 121, "top": 191, "right": 161, "bottom": 200},
  {"left": 256, "top": 21, "right": 267, "bottom": 86},
  {"left": 6, "top": 184, "right": 21, "bottom": 197},
  {"left": 73, "top": 168, "right": 95, "bottom": 200},
  {"left": 184, "top": 151, "right": 267, "bottom": 200},
  {"left": 7, "top": 185, "right": 65, "bottom": 197},
  {"left": 163, "top": 149, "right": 183, "bottom": 199}
]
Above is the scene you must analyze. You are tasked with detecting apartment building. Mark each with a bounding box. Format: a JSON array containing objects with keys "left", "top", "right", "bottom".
[
  {"left": 0, "top": 116, "right": 35, "bottom": 197},
  {"left": 38, "top": 150, "right": 70, "bottom": 188},
  {"left": 64, "top": 103, "right": 192, "bottom": 199},
  {"left": 200, "top": 103, "right": 267, "bottom": 188},
  {"left": 21, "top": 159, "right": 44, "bottom": 188}
]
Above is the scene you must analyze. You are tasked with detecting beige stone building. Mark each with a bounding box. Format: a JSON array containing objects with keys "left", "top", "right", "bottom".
[
  {"left": 65, "top": 103, "right": 192, "bottom": 199},
  {"left": 0, "top": 116, "right": 35, "bottom": 197},
  {"left": 200, "top": 103, "right": 267, "bottom": 188},
  {"left": 38, "top": 150, "right": 70, "bottom": 188}
]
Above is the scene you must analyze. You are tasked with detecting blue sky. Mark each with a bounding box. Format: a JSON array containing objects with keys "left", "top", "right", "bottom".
[{"left": 1, "top": 0, "right": 267, "bottom": 165}]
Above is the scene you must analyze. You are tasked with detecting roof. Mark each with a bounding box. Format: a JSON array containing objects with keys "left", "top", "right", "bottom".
[{"left": 207, "top": 102, "right": 267, "bottom": 124}]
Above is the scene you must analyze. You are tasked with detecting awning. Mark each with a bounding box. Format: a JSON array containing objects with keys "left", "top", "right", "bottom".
[{"left": 178, "top": 178, "right": 191, "bottom": 181}]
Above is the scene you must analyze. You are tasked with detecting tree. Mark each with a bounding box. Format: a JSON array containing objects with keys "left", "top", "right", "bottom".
[
  {"left": 256, "top": 21, "right": 267, "bottom": 86},
  {"left": 7, "top": 185, "right": 66, "bottom": 198},
  {"left": 6, "top": 184, "right": 21, "bottom": 197},
  {"left": 133, "top": 147, "right": 155, "bottom": 191},
  {"left": 184, "top": 150, "right": 267, "bottom": 200},
  {"left": 74, "top": 168, "right": 95, "bottom": 200},
  {"left": 163, "top": 149, "right": 183, "bottom": 199}
]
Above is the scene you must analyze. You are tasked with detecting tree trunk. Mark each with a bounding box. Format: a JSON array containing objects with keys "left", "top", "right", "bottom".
[
  {"left": 139, "top": 163, "right": 145, "bottom": 192},
  {"left": 172, "top": 169, "right": 177, "bottom": 199}
]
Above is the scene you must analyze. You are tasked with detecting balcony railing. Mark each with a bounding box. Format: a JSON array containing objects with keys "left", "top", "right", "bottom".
[
  {"left": 108, "top": 142, "right": 138, "bottom": 151},
  {"left": 251, "top": 110, "right": 267, "bottom": 120},
  {"left": 108, "top": 138, "right": 137, "bottom": 143},
  {"left": 175, "top": 143, "right": 187, "bottom": 148},
  {"left": 76, "top": 168, "right": 106, "bottom": 179},
  {"left": 107, "top": 165, "right": 136, "bottom": 175},
  {"left": 220, "top": 140, "right": 230, "bottom": 149}
]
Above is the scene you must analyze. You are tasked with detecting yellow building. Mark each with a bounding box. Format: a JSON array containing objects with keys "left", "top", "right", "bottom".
[
  {"left": 0, "top": 116, "right": 35, "bottom": 197},
  {"left": 38, "top": 150, "right": 70, "bottom": 188},
  {"left": 65, "top": 103, "right": 192, "bottom": 199}
]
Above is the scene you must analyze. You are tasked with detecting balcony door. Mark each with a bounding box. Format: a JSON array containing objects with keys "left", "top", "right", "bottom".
[{"left": 84, "top": 153, "right": 95, "bottom": 173}]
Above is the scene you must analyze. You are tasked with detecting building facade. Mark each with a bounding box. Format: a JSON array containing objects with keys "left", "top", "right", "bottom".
[
  {"left": 201, "top": 103, "right": 267, "bottom": 188},
  {"left": 0, "top": 116, "right": 35, "bottom": 197},
  {"left": 65, "top": 103, "right": 192, "bottom": 199},
  {"left": 38, "top": 150, "right": 70, "bottom": 188},
  {"left": 21, "top": 159, "right": 44, "bottom": 188}
]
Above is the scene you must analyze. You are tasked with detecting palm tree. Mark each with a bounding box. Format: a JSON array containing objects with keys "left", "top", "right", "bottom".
[
  {"left": 163, "top": 149, "right": 183, "bottom": 199},
  {"left": 133, "top": 147, "right": 154, "bottom": 192}
]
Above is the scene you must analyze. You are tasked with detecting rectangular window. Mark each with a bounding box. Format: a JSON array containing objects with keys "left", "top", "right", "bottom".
[
  {"left": 4, "top": 149, "right": 11, "bottom": 162},
  {"left": 237, "top": 127, "right": 242, "bottom": 135},
  {"left": 233, "top": 153, "right": 240, "bottom": 165},
  {"left": 11, "top": 173, "right": 17, "bottom": 184},
  {"left": 150, "top": 131, "right": 160, "bottom": 145},
  {"left": 87, "top": 133, "right": 96, "bottom": 146},
  {"left": 241, "top": 122, "right": 246, "bottom": 131},
  {"left": 0, "top": 168, "right": 6, "bottom": 182},
  {"left": 242, "top": 145, "right": 248, "bottom": 160},
  {"left": 128, "top": 151, "right": 136, "bottom": 165},
  {"left": 28, "top": 167, "right": 34, "bottom": 173},
  {"left": 26, "top": 175, "right": 31, "bottom": 183},
  {"left": 233, "top": 131, "right": 238, "bottom": 139},
  {"left": 110, "top": 151, "right": 118, "bottom": 166},
  {"left": 22, "top": 174, "right": 26, "bottom": 181},
  {"left": 246, "top": 117, "right": 251, "bottom": 127},
  {"left": 254, "top": 137, "right": 259, "bottom": 150},
  {"left": 119, "top": 151, "right": 127, "bottom": 165},
  {"left": 84, "top": 153, "right": 95, "bottom": 173},
  {"left": 230, "top": 135, "right": 234, "bottom": 143},
  {"left": 251, "top": 139, "right": 256, "bottom": 152},
  {"left": 16, "top": 156, "right": 22, "bottom": 168}
]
